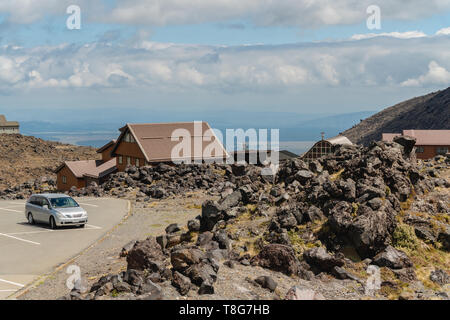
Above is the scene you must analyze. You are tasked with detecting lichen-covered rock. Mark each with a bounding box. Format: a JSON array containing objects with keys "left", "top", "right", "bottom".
[{"left": 251, "top": 244, "right": 299, "bottom": 276}]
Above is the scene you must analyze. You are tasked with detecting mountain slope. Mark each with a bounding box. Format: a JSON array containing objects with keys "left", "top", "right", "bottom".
[
  {"left": 0, "top": 134, "right": 99, "bottom": 189},
  {"left": 343, "top": 87, "right": 450, "bottom": 145}
]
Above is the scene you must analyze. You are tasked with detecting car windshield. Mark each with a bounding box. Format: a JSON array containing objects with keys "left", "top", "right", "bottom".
[{"left": 50, "top": 197, "right": 79, "bottom": 208}]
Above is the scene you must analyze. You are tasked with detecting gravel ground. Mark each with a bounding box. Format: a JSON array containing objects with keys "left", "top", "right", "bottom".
[{"left": 16, "top": 191, "right": 207, "bottom": 300}]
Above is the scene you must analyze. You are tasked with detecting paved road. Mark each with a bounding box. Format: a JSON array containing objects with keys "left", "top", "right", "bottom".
[{"left": 0, "top": 197, "right": 129, "bottom": 299}]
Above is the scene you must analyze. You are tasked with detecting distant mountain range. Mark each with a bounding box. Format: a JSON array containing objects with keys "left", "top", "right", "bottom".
[{"left": 343, "top": 87, "right": 450, "bottom": 145}]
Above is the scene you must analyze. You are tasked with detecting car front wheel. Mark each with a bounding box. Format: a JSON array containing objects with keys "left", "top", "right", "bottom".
[
  {"left": 28, "top": 213, "right": 34, "bottom": 225},
  {"left": 49, "top": 217, "right": 57, "bottom": 229}
]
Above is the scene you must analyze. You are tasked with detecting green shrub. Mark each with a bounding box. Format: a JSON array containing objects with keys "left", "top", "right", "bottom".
[{"left": 392, "top": 224, "right": 418, "bottom": 250}]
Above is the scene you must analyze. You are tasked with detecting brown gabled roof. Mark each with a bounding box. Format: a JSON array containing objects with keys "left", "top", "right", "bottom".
[
  {"left": 0, "top": 115, "right": 19, "bottom": 127},
  {"left": 97, "top": 140, "right": 116, "bottom": 153},
  {"left": 382, "top": 130, "right": 450, "bottom": 146},
  {"left": 112, "top": 121, "right": 229, "bottom": 163},
  {"left": 55, "top": 158, "right": 117, "bottom": 179}
]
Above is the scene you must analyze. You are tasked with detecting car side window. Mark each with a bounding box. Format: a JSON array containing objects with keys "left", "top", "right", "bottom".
[
  {"left": 42, "top": 199, "right": 50, "bottom": 208},
  {"left": 32, "top": 197, "right": 41, "bottom": 206}
]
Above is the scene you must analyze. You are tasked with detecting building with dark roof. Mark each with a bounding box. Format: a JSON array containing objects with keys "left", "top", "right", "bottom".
[
  {"left": 96, "top": 139, "right": 116, "bottom": 162},
  {"left": 230, "top": 149, "right": 298, "bottom": 165}
]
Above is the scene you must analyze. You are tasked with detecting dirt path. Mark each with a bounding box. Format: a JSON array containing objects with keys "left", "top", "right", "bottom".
[{"left": 15, "top": 192, "right": 206, "bottom": 300}]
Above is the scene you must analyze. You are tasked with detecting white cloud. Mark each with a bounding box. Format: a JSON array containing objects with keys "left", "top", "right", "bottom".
[
  {"left": 351, "top": 31, "right": 427, "bottom": 40},
  {"left": 401, "top": 61, "right": 450, "bottom": 87},
  {"left": 0, "top": 36, "right": 449, "bottom": 93},
  {"left": 436, "top": 27, "right": 450, "bottom": 35}
]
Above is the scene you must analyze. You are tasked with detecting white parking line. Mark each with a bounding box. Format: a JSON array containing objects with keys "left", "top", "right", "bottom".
[
  {"left": 6, "top": 230, "right": 55, "bottom": 236},
  {"left": 0, "top": 278, "right": 24, "bottom": 287},
  {"left": 0, "top": 233, "right": 40, "bottom": 245},
  {"left": 0, "top": 207, "right": 22, "bottom": 213},
  {"left": 86, "top": 224, "right": 102, "bottom": 229},
  {"left": 78, "top": 202, "right": 99, "bottom": 207},
  {"left": 5, "top": 225, "right": 102, "bottom": 236},
  {"left": 0, "top": 289, "right": 16, "bottom": 292}
]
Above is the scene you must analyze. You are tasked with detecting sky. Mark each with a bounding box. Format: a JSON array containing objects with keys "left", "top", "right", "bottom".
[{"left": 0, "top": 0, "right": 449, "bottom": 127}]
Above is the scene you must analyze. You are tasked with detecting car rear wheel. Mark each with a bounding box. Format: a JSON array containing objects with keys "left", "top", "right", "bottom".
[
  {"left": 28, "top": 213, "right": 35, "bottom": 225},
  {"left": 49, "top": 217, "right": 57, "bottom": 229}
]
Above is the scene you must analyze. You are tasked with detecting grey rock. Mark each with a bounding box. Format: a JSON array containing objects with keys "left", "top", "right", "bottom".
[
  {"left": 165, "top": 223, "right": 180, "bottom": 234},
  {"left": 303, "top": 247, "right": 344, "bottom": 273},
  {"left": 372, "top": 246, "right": 413, "bottom": 269},
  {"left": 255, "top": 276, "right": 277, "bottom": 292},
  {"left": 430, "top": 269, "right": 450, "bottom": 286}
]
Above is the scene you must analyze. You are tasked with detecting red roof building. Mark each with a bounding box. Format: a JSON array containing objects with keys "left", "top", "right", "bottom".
[{"left": 382, "top": 130, "right": 450, "bottom": 159}]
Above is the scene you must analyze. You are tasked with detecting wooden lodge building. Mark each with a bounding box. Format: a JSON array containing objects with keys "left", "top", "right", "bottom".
[
  {"left": 56, "top": 121, "right": 228, "bottom": 191},
  {"left": 110, "top": 121, "right": 228, "bottom": 171},
  {"left": 382, "top": 130, "right": 450, "bottom": 160},
  {"left": 55, "top": 159, "right": 117, "bottom": 191}
]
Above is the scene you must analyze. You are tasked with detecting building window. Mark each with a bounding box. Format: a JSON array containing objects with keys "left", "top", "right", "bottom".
[
  {"left": 62, "top": 176, "right": 67, "bottom": 184},
  {"left": 135, "top": 158, "right": 140, "bottom": 167},
  {"left": 416, "top": 146, "right": 424, "bottom": 153},
  {"left": 118, "top": 156, "right": 123, "bottom": 164},
  {"left": 124, "top": 132, "right": 136, "bottom": 143},
  {"left": 436, "top": 147, "right": 449, "bottom": 155},
  {"left": 127, "top": 156, "right": 131, "bottom": 165}
]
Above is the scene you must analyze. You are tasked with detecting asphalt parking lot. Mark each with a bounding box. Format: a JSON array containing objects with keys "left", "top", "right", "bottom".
[{"left": 0, "top": 197, "right": 129, "bottom": 299}]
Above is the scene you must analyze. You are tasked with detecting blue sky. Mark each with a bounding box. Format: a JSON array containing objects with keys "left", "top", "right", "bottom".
[
  {"left": 0, "top": 0, "right": 449, "bottom": 128},
  {"left": 4, "top": 8, "right": 450, "bottom": 46}
]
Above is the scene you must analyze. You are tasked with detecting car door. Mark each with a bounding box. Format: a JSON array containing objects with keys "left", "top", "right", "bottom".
[
  {"left": 26, "top": 196, "right": 37, "bottom": 220},
  {"left": 32, "top": 197, "right": 44, "bottom": 222},
  {"left": 40, "top": 198, "right": 52, "bottom": 224}
]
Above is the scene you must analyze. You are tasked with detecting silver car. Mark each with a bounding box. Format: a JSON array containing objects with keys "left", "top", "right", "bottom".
[{"left": 25, "top": 194, "right": 88, "bottom": 229}]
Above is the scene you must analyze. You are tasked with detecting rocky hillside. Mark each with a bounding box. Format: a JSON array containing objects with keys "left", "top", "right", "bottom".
[
  {"left": 0, "top": 134, "right": 99, "bottom": 190},
  {"left": 343, "top": 87, "right": 450, "bottom": 145},
  {"left": 50, "top": 139, "right": 449, "bottom": 300}
]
